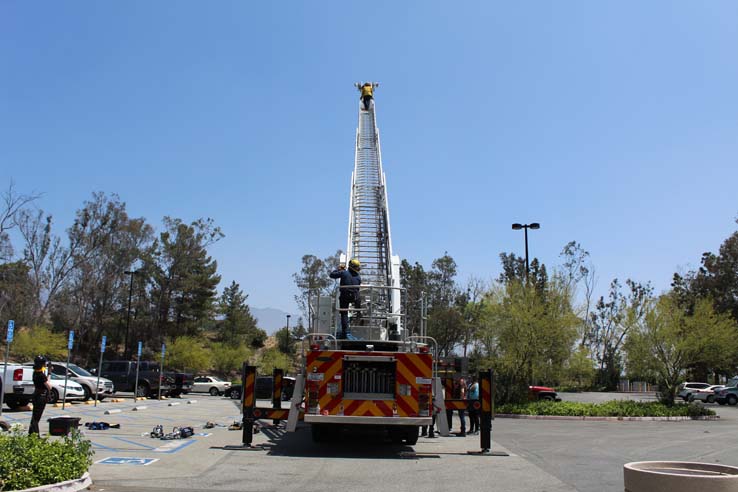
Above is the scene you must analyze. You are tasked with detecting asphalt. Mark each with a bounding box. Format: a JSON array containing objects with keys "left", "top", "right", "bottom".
[{"left": 4, "top": 391, "right": 738, "bottom": 492}]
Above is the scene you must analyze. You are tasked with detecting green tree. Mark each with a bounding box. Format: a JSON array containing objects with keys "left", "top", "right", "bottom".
[
  {"left": 165, "top": 336, "right": 211, "bottom": 372},
  {"left": 0, "top": 261, "right": 33, "bottom": 327},
  {"left": 151, "top": 217, "right": 223, "bottom": 340},
  {"left": 217, "top": 281, "right": 264, "bottom": 347},
  {"left": 275, "top": 326, "right": 296, "bottom": 355},
  {"left": 293, "top": 251, "right": 342, "bottom": 324},
  {"left": 588, "top": 279, "right": 652, "bottom": 390},
  {"left": 564, "top": 346, "right": 596, "bottom": 390},
  {"left": 210, "top": 342, "right": 252, "bottom": 375},
  {"left": 625, "top": 294, "right": 738, "bottom": 406},
  {"left": 400, "top": 259, "right": 429, "bottom": 336},
  {"left": 479, "top": 278, "right": 578, "bottom": 403},
  {"left": 9, "top": 326, "right": 68, "bottom": 361},
  {"left": 257, "top": 347, "right": 292, "bottom": 374}
]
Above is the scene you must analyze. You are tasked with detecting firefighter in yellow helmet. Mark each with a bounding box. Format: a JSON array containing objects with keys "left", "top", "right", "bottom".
[
  {"left": 358, "top": 82, "right": 376, "bottom": 110},
  {"left": 329, "top": 259, "right": 362, "bottom": 339}
]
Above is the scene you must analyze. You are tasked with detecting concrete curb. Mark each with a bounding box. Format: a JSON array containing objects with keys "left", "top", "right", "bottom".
[
  {"left": 496, "top": 413, "right": 720, "bottom": 421},
  {"left": 104, "top": 409, "right": 121, "bottom": 415},
  {"left": 11, "top": 472, "right": 91, "bottom": 492}
]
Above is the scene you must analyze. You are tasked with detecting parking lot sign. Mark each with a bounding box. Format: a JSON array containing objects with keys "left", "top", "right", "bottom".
[
  {"left": 68, "top": 330, "right": 74, "bottom": 350},
  {"left": 101, "top": 335, "right": 107, "bottom": 353},
  {"left": 6, "top": 320, "right": 14, "bottom": 343},
  {"left": 137, "top": 341, "right": 142, "bottom": 357}
]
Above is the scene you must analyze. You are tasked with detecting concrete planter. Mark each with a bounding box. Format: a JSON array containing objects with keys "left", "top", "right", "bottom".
[
  {"left": 624, "top": 461, "right": 738, "bottom": 492},
  {"left": 10, "top": 472, "right": 91, "bottom": 492}
]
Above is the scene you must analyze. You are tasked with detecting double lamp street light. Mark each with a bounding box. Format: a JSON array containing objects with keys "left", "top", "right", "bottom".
[{"left": 511, "top": 222, "right": 540, "bottom": 280}]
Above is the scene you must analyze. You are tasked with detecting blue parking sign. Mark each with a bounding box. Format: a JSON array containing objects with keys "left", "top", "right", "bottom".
[
  {"left": 137, "top": 341, "right": 142, "bottom": 357},
  {"left": 6, "top": 320, "right": 14, "bottom": 343},
  {"left": 161, "top": 343, "right": 166, "bottom": 357},
  {"left": 101, "top": 335, "right": 107, "bottom": 353},
  {"left": 68, "top": 330, "right": 74, "bottom": 350}
]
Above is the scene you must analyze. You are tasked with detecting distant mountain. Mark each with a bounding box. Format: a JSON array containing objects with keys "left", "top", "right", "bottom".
[{"left": 251, "top": 307, "right": 296, "bottom": 335}]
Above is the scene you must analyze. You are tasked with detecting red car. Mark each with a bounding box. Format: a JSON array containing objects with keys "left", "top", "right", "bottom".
[{"left": 529, "top": 385, "right": 561, "bottom": 401}]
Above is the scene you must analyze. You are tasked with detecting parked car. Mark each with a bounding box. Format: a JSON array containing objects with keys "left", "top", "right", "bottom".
[
  {"left": 0, "top": 364, "right": 34, "bottom": 410},
  {"left": 192, "top": 376, "right": 231, "bottom": 396},
  {"left": 226, "top": 376, "right": 296, "bottom": 401},
  {"left": 48, "top": 373, "right": 86, "bottom": 404},
  {"left": 677, "top": 382, "right": 711, "bottom": 401},
  {"left": 714, "top": 386, "right": 738, "bottom": 405},
  {"left": 688, "top": 385, "right": 725, "bottom": 404},
  {"left": 47, "top": 362, "right": 115, "bottom": 401},
  {"left": 529, "top": 385, "right": 561, "bottom": 402},
  {"left": 94, "top": 360, "right": 178, "bottom": 398}
]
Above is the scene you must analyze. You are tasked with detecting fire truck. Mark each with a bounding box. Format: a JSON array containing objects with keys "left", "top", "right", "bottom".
[{"left": 237, "top": 86, "right": 492, "bottom": 450}]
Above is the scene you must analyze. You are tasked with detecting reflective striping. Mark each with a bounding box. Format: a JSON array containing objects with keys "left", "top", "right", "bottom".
[
  {"left": 481, "top": 377, "right": 491, "bottom": 413},
  {"left": 243, "top": 371, "right": 256, "bottom": 408},
  {"left": 444, "top": 399, "right": 468, "bottom": 410}
]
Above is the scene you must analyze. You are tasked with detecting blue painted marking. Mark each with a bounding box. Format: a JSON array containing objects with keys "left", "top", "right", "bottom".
[
  {"left": 91, "top": 442, "right": 119, "bottom": 451},
  {"left": 111, "top": 436, "right": 156, "bottom": 449},
  {"left": 155, "top": 439, "right": 196, "bottom": 454},
  {"left": 95, "top": 457, "right": 158, "bottom": 466}
]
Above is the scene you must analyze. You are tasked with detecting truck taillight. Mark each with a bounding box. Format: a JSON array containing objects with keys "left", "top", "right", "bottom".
[
  {"left": 307, "top": 381, "right": 320, "bottom": 414},
  {"left": 13, "top": 368, "right": 23, "bottom": 381}
]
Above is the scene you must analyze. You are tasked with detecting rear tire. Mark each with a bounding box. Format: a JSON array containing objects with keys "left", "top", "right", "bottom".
[
  {"left": 209, "top": 387, "right": 220, "bottom": 396},
  {"left": 48, "top": 389, "right": 59, "bottom": 404},
  {"left": 707, "top": 395, "right": 715, "bottom": 404},
  {"left": 404, "top": 426, "right": 419, "bottom": 445},
  {"left": 230, "top": 388, "right": 241, "bottom": 400},
  {"left": 136, "top": 383, "right": 150, "bottom": 398},
  {"left": 727, "top": 395, "right": 737, "bottom": 406},
  {"left": 82, "top": 385, "right": 93, "bottom": 401}
]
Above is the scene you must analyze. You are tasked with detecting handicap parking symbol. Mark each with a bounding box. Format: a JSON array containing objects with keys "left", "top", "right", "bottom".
[{"left": 95, "top": 457, "right": 159, "bottom": 466}]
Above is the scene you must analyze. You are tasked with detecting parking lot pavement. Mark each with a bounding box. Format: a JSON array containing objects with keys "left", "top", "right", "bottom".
[
  {"left": 2, "top": 395, "right": 572, "bottom": 492},
  {"left": 494, "top": 392, "right": 738, "bottom": 492}
]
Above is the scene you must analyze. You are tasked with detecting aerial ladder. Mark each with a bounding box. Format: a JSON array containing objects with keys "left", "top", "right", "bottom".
[{"left": 235, "top": 86, "right": 494, "bottom": 451}]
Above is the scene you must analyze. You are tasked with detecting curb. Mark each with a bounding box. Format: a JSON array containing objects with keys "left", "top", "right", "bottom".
[
  {"left": 495, "top": 414, "right": 720, "bottom": 421},
  {"left": 11, "top": 472, "right": 91, "bottom": 492}
]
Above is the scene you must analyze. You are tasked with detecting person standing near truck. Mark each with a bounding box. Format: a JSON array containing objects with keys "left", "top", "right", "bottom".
[{"left": 29, "top": 355, "right": 51, "bottom": 435}]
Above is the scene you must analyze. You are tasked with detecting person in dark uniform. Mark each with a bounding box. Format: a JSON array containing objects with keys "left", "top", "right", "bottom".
[
  {"left": 329, "top": 259, "right": 362, "bottom": 339},
  {"left": 29, "top": 355, "right": 51, "bottom": 435},
  {"left": 357, "top": 82, "right": 378, "bottom": 110}
]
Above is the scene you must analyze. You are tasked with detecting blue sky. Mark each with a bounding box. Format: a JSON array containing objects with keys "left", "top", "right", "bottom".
[{"left": 2, "top": 1, "right": 737, "bottom": 315}]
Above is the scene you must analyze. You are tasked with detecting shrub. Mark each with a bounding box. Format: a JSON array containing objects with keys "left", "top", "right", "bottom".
[
  {"left": 496, "top": 400, "right": 715, "bottom": 417},
  {"left": 0, "top": 429, "right": 93, "bottom": 491}
]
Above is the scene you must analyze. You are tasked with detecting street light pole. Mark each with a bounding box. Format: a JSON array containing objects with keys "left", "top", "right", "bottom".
[
  {"left": 286, "top": 314, "right": 291, "bottom": 332},
  {"left": 123, "top": 270, "right": 139, "bottom": 359},
  {"left": 511, "top": 223, "right": 541, "bottom": 280}
]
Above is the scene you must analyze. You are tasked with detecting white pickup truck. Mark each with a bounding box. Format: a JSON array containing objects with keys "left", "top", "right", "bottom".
[{"left": 1, "top": 363, "right": 35, "bottom": 410}]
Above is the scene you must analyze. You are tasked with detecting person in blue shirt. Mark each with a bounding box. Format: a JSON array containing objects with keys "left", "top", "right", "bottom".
[
  {"left": 467, "top": 376, "right": 480, "bottom": 435},
  {"left": 329, "top": 259, "right": 361, "bottom": 339}
]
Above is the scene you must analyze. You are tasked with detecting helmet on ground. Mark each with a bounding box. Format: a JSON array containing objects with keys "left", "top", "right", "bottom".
[
  {"left": 348, "top": 259, "right": 361, "bottom": 271},
  {"left": 33, "top": 355, "right": 47, "bottom": 369}
]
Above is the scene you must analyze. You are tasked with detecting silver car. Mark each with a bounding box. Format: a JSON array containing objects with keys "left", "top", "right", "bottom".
[
  {"left": 49, "top": 362, "right": 115, "bottom": 401},
  {"left": 677, "top": 382, "right": 711, "bottom": 401},
  {"left": 192, "top": 376, "right": 231, "bottom": 396},
  {"left": 48, "top": 374, "right": 86, "bottom": 403}
]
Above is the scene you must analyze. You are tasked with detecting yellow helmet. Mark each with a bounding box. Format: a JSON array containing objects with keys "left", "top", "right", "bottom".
[{"left": 348, "top": 259, "right": 361, "bottom": 271}]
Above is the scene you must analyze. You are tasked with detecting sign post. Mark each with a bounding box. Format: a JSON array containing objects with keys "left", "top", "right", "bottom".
[
  {"left": 94, "top": 335, "right": 107, "bottom": 407},
  {"left": 158, "top": 343, "right": 165, "bottom": 401},
  {"left": 62, "top": 330, "right": 74, "bottom": 410},
  {"left": 133, "top": 341, "right": 142, "bottom": 400},
  {"left": 0, "top": 320, "right": 15, "bottom": 418}
]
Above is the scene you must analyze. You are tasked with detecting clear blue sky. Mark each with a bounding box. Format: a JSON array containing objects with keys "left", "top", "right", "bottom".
[{"left": 2, "top": 1, "right": 737, "bottom": 314}]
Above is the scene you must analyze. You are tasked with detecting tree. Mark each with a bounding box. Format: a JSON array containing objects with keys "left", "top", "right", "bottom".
[
  {"left": 625, "top": 294, "right": 738, "bottom": 405},
  {"left": 217, "top": 281, "right": 263, "bottom": 347},
  {"left": 150, "top": 217, "right": 223, "bottom": 340},
  {"left": 292, "top": 251, "right": 342, "bottom": 325},
  {"left": 210, "top": 342, "right": 252, "bottom": 375},
  {"left": 0, "top": 182, "right": 40, "bottom": 262},
  {"left": 10, "top": 326, "right": 68, "bottom": 361},
  {"left": 166, "top": 336, "right": 211, "bottom": 372},
  {"left": 258, "top": 347, "right": 292, "bottom": 374},
  {"left": 400, "top": 259, "right": 429, "bottom": 336},
  {"left": 478, "top": 278, "right": 578, "bottom": 403},
  {"left": 0, "top": 261, "right": 33, "bottom": 326},
  {"left": 275, "top": 326, "right": 296, "bottom": 355},
  {"left": 588, "top": 279, "right": 652, "bottom": 390}
]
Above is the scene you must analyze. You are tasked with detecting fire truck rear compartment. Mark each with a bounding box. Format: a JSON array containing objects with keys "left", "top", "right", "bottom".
[{"left": 343, "top": 357, "right": 395, "bottom": 400}]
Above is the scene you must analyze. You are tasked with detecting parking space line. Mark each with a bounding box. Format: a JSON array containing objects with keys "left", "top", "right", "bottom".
[{"left": 111, "top": 436, "right": 156, "bottom": 449}]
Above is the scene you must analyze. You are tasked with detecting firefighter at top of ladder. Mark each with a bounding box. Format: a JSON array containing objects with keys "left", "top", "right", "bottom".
[{"left": 357, "top": 82, "right": 379, "bottom": 110}]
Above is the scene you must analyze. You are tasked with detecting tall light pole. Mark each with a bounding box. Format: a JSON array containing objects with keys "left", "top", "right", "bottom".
[
  {"left": 123, "top": 270, "right": 140, "bottom": 359},
  {"left": 286, "top": 314, "right": 291, "bottom": 332},
  {"left": 511, "top": 223, "right": 540, "bottom": 280}
]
